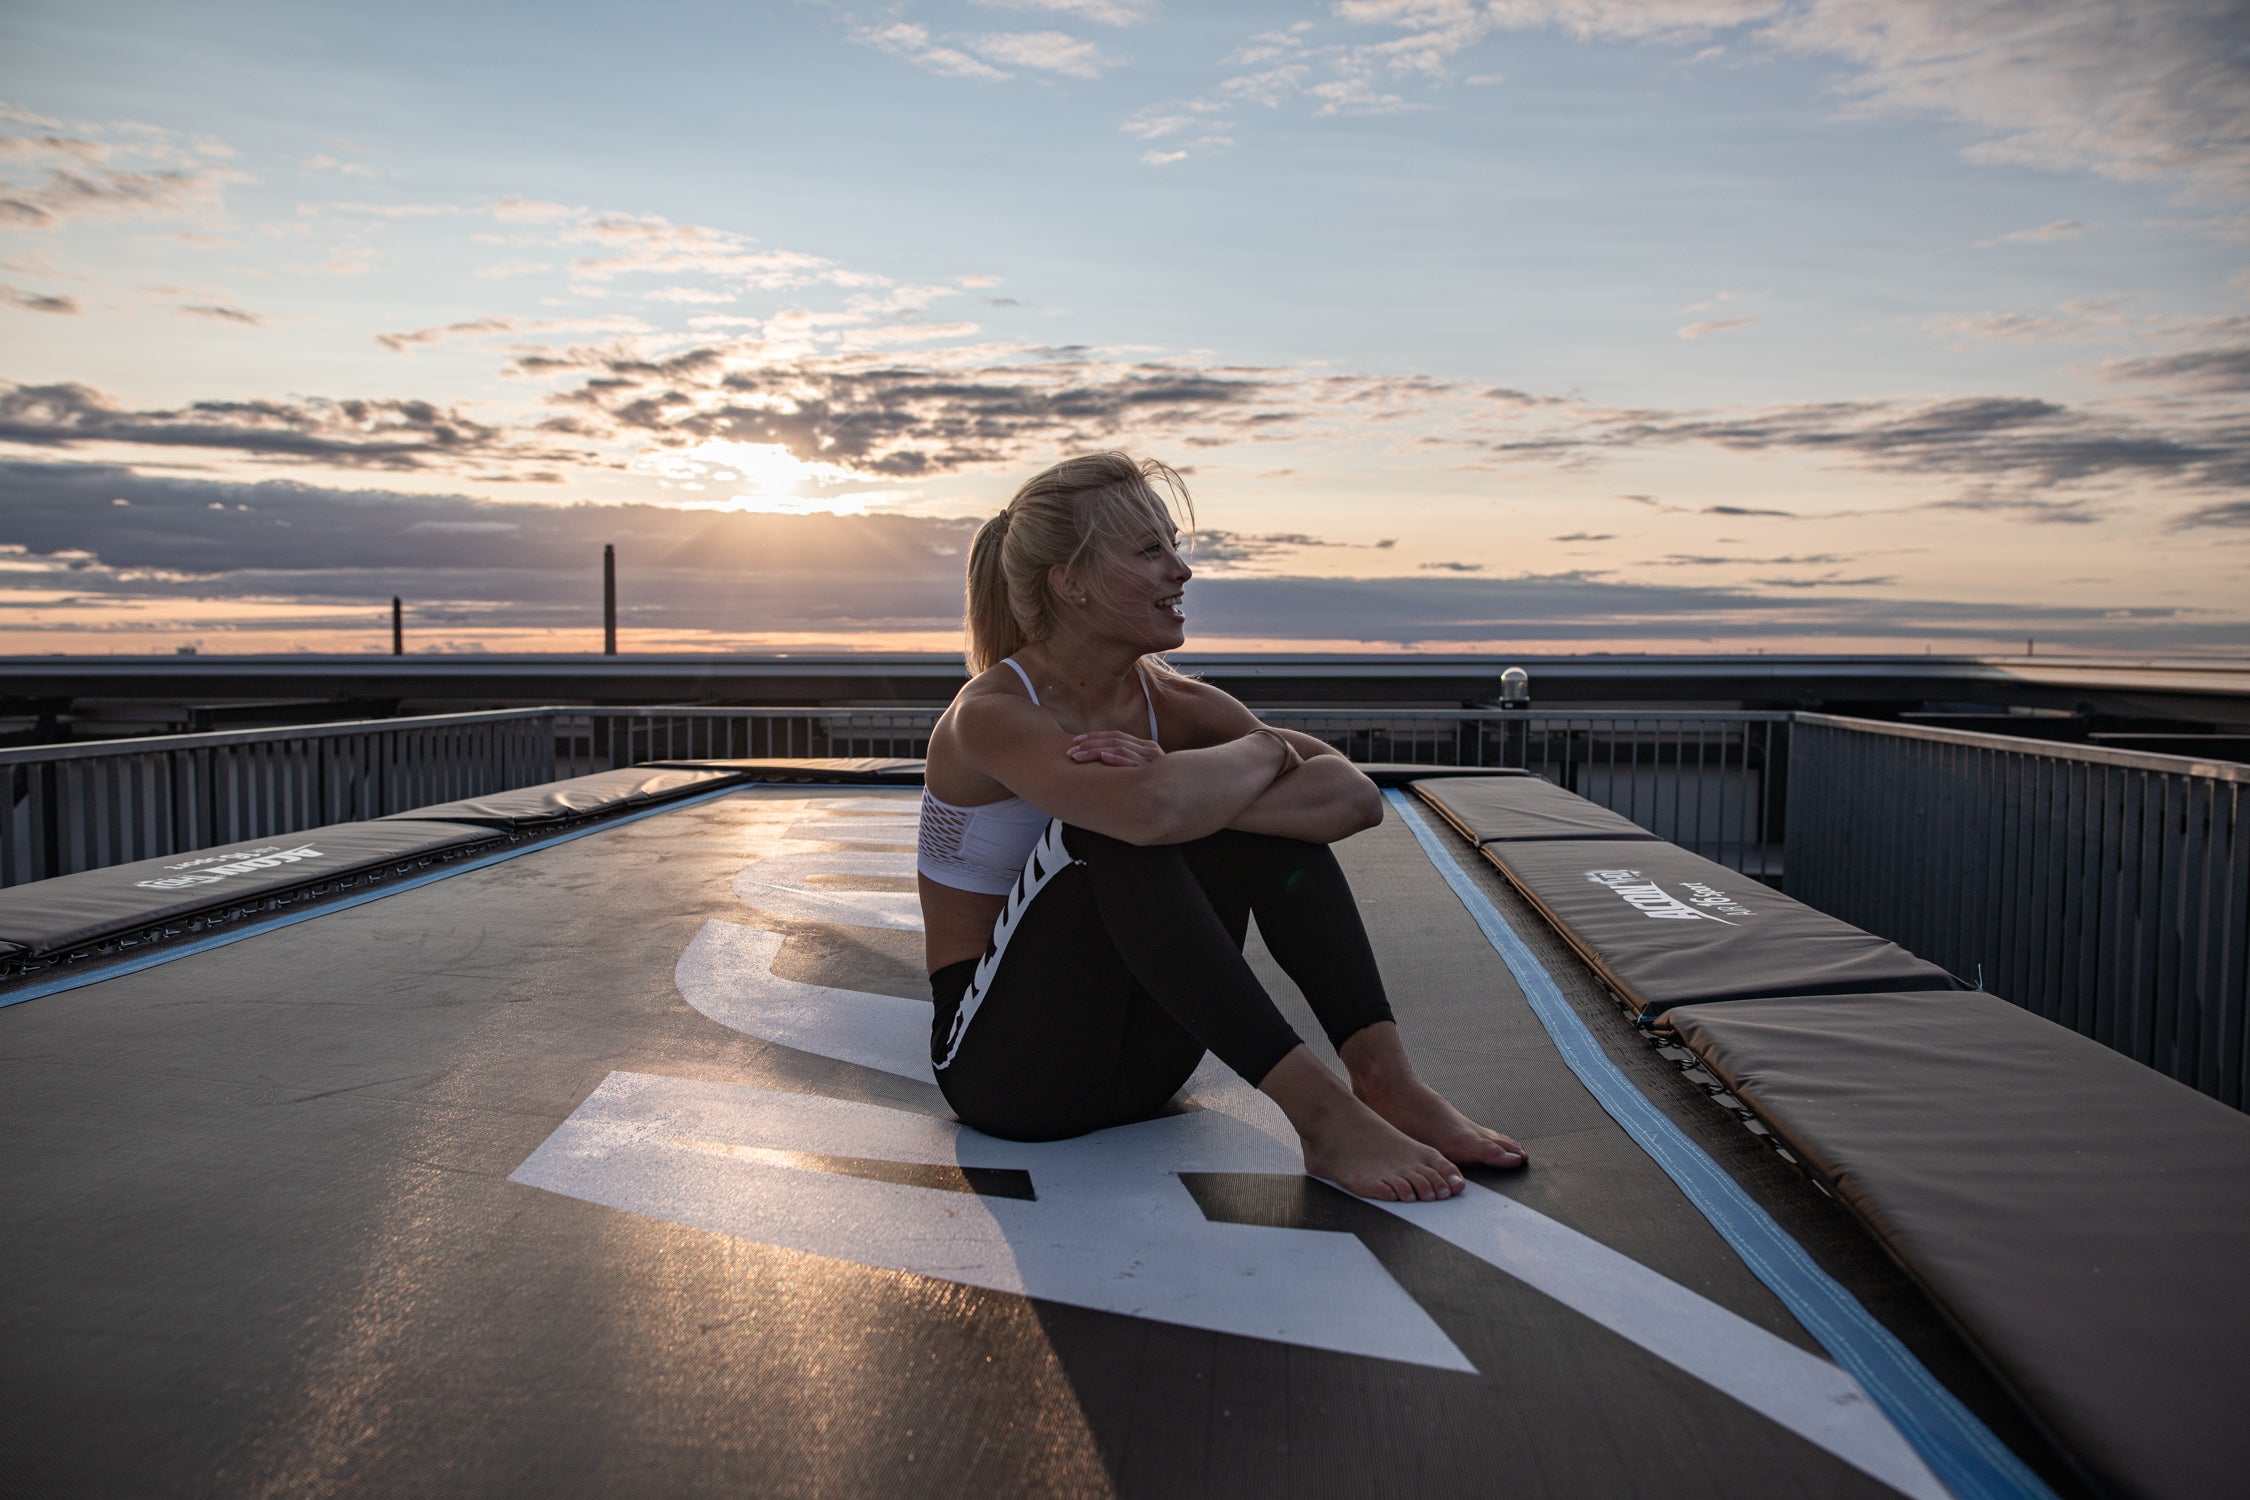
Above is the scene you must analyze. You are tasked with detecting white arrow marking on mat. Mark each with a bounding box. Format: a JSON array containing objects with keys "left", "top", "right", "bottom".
[
  {"left": 513, "top": 1068, "right": 1474, "bottom": 1373},
  {"left": 675, "top": 919, "right": 931, "bottom": 1081},
  {"left": 731, "top": 847, "right": 921, "bottom": 931},
  {"left": 517, "top": 794, "right": 1945, "bottom": 1500}
]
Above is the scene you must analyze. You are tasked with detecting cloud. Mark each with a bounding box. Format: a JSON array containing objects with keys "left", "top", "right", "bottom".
[
  {"left": 0, "top": 118, "right": 259, "bottom": 263},
  {"left": 1973, "top": 219, "right": 2096, "bottom": 248},
  {"left": 1760, "top": 0, "right": 2250, "bottom": 200},
  {"left": 1418, "top": 560, "right": 1485, "bottom": 571},
  {"left": 968, "top": 31, "right": 1116, "bottom": 78},
  {"left": 1551, "top": 531, "right": 1615, "bottom": 540},
  {"left": 300, "top": 152, "right": 381, "bottom": 179},
  {"left": 322, "top": 248, "right": 377, "bottom": 277},
  {"left": 971, "top": 0, "right": 1159, "bottom": 25},
  {"left": 528, "top": 338, "right": 1309, "bottom": 477},
  {"left": 1919, "top": 492, "right": 2102, "bottom": 524},
  {"left": 1702, "top": 504, "right": 1799, "bottom": 516},
  {"left": 1186, "top": 529, "right": 1390, "bottom": 567},
  {"left": 1, "top": 284, "right": 77, "bottom": 314},
  {"left": 13, "top": 459, "right": 2235, "bottom": 650},
  {"left": 550, "top": 210, "right": 852, "bottom": 289},
  {"left": 0, "top": 133, "right": 110, "bottom": 164},
  {"left": 1177, "top": 571, "right": 2243, "bottom": 650},
  {"left": 1677, "top": 316, "right": 1757, "bottom": 339},
  {"left": 0, "top": 163, "right": 244, "bottom": 229},
  {"left": 377, "top": 316, "right": 518, "bottom": 352},
  {"left": 373, "top": 314, "right": 650, "bottom": 353},
  {"left": 1326, "top": 3, "right": 2250, "bottom": 203},
  {"left": 1655, "top": 552, "right": 1852, "bottom": 565},
  {"left": 2173, "top": 498, "right": 2250, "bottom": 528},
  {"left": 175, "top": 302, "right": 262, "bottom": 326},
  {"left": 0, "top": 381, "right": 588, "bottom": 476},
  {"left": 1476, "top": 392, "right": 2250, "bottom": 496},
  {"left": 1142, "top": 149, "right": 1188, "bottom": 165},
  {"left": 324, "top": 200, "right": 464, "bottom": 219},
  {"left": 856, "top": 22, "right": 1013, "bottom": 80},
  {"left": 2096, "top": 344, "right": 2250, "bottom": 394},
  {"left": 1683, "top": 290, "right": 1765, "bottom": 313},
  {"left": 1928, "top": 298, "right": 2138, "bottom": 344},
  {"left": 492, "top": 197, "right": 579, "bottom": 222}
]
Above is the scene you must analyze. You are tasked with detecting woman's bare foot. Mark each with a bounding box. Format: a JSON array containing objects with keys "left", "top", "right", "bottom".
[
  {"left": 1260, "top": 1046, "right": 1465, "bottom": 1202},
  {"left": 1342, "top": 1024, "right": 1529, "bottom": 1171}
]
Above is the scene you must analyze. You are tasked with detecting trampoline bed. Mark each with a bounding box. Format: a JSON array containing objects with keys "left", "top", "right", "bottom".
[{"left": 0, "top": 777, "right": 2087, "bottom": 1498}]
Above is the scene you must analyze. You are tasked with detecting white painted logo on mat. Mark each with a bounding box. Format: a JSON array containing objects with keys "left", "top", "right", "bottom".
[
  {"left": 511, "top": 794, "right": 1941, "bottom": 1499},
  {"left": 135, "top": 843, "right": 331, "bottom": 890},
  {"left": 1584, "top": 867, "right": 1751, "bottom": 924}
]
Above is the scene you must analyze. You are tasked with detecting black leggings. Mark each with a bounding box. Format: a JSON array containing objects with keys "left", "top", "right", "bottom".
[{"left": 929, "top": 822, "right": 1395, "bottom": 1142}]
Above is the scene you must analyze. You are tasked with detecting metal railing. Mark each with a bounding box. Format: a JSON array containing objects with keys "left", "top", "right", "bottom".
[
  {"left": 2, "top": 705, "right": 1788, "bottom": 885},
  {"left": 0, "top": 709, "right": 557, "bottom": 887},
  {"left": 552, "top": 707, "right": 945, "bottom": 774},
  {"left": 1785, "top": 714, "right": 2249, "bottom": 1109},
  {"left": 559, "top": 705, "right": 1789, "bottom": 877},
  {"left": 1268, "top": 709, "right": 1789, "bottom": 877}
]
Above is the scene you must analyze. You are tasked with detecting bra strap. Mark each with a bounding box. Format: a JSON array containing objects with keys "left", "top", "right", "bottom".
[
  {"left": 998, "top": 656, "right": 1039, "bottom": 706},
  {"left": 1003, "top": 654, "right": 1158, "bottom": 743}
]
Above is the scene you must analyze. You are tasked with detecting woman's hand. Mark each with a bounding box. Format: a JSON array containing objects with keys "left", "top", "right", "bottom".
[{"left": 1067, "top": 730, "right": 1165, "bottom": 768}]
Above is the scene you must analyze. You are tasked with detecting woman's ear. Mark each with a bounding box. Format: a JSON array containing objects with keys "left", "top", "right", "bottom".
[{"left": 1046, "top": 561, "right": 1089, "bottom": 608}]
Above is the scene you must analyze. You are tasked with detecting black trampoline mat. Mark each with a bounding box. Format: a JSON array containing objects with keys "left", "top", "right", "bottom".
[{"left": 0, "top": 790, "right": 1986, "bottom": 1498}]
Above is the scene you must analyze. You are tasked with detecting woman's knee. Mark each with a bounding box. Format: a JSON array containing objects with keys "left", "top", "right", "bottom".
[{"left": 940, "top": 1068, "right": 1120, "bottom": 1142}]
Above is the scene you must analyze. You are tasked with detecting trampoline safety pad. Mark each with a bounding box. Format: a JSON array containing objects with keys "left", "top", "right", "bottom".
[
  {"left": 1669, "top": 991, "right": 2250, "bottom": 1500},
  {"left": 0, "top": 787, "right": 2037, "bottom": 1497},
  {"left": 0, "top": 817, "right": 501, "bottom": 958},
  {"left": 1481, "top": 837, "right": 1964, "bottom": 1017},
  {"left": 1412, "top": 775, "right": 1662, "bottom": 844},
  {"left": 383, "top": 763, "right": 743, "bottom": 829}
]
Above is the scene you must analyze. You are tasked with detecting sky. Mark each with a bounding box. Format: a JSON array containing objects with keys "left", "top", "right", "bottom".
[{"left": 2, "top": 0, "right": 2246, "bottom": 657}]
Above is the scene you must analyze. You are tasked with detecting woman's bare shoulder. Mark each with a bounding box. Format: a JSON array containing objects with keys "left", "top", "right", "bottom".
[
  {"left": 941, "top": 665, "right": 1056, "bottom": 752},
  {"left": 951, "top": 662, "right": 1042, "bottom": 719}
]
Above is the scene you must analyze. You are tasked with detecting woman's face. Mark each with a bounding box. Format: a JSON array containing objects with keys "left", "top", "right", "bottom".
[{"left": 1079, "top": 513, "right": 1193, "bottom": 653}]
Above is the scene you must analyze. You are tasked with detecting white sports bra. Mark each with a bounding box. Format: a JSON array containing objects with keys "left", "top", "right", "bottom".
[{"left": 917, "top": 657, "right": 1159, "bottom": 895}]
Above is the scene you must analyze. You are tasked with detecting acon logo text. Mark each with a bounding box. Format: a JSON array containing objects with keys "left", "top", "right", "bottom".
[
  {"left": 135, "top": 844, "right": 330, "bottom": 890},
  {"left": 1582, "top": 868, "right": 1750, "bottom": 924}
]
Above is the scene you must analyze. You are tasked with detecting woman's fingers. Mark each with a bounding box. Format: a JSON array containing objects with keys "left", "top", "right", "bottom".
[{"left": 1067, "top": 731, "right": 1163, "bottom": 766}]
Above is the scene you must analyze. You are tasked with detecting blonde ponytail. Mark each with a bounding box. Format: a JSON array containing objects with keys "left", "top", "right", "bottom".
[{"left": 963, "top": 509, "right": 1024, "bottom": 676}]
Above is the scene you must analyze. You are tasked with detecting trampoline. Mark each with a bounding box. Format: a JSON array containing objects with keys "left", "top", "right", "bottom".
[{"left": 6, "top": 765, "right": 2214, "bottom": 1497}]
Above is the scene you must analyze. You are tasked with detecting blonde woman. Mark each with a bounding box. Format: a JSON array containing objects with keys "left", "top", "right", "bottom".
[{"left": 918, "top": 452, "right": 1526, "bottom": 1202}]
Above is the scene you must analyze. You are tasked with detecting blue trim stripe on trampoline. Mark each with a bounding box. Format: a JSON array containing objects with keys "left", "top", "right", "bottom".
[
  {"left": 1388, "top": 789, "right": 2053, "bottom": 1500},
  {"left": 0, "top": 782, "right": 782, "bottom": 1010}
]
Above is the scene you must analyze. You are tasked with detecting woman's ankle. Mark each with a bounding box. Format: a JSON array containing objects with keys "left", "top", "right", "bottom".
[
  {"left": 1338, "top": 1021, "right": 1417, "bottom": 1094},
  {"left": 1258, "top": 1045, "right": 1357, "bottom": 1129}
]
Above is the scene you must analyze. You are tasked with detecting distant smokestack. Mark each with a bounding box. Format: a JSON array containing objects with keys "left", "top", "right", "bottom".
[
  {"left": 391, "top": 596, "right": 403, "bottom": 656},
  {"left": 603, "top": 544, "right": 617, "bottom": 655}
]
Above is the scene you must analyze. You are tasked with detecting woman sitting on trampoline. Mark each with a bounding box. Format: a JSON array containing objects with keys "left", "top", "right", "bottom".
[{"left": 920, "top": 451, "right": 1526, "bottom": 1202}]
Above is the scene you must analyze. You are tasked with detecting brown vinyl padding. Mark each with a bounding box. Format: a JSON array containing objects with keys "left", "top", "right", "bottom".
[{"left": 1668, "top": 990, "right": 2250, "bottom": 1500}]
